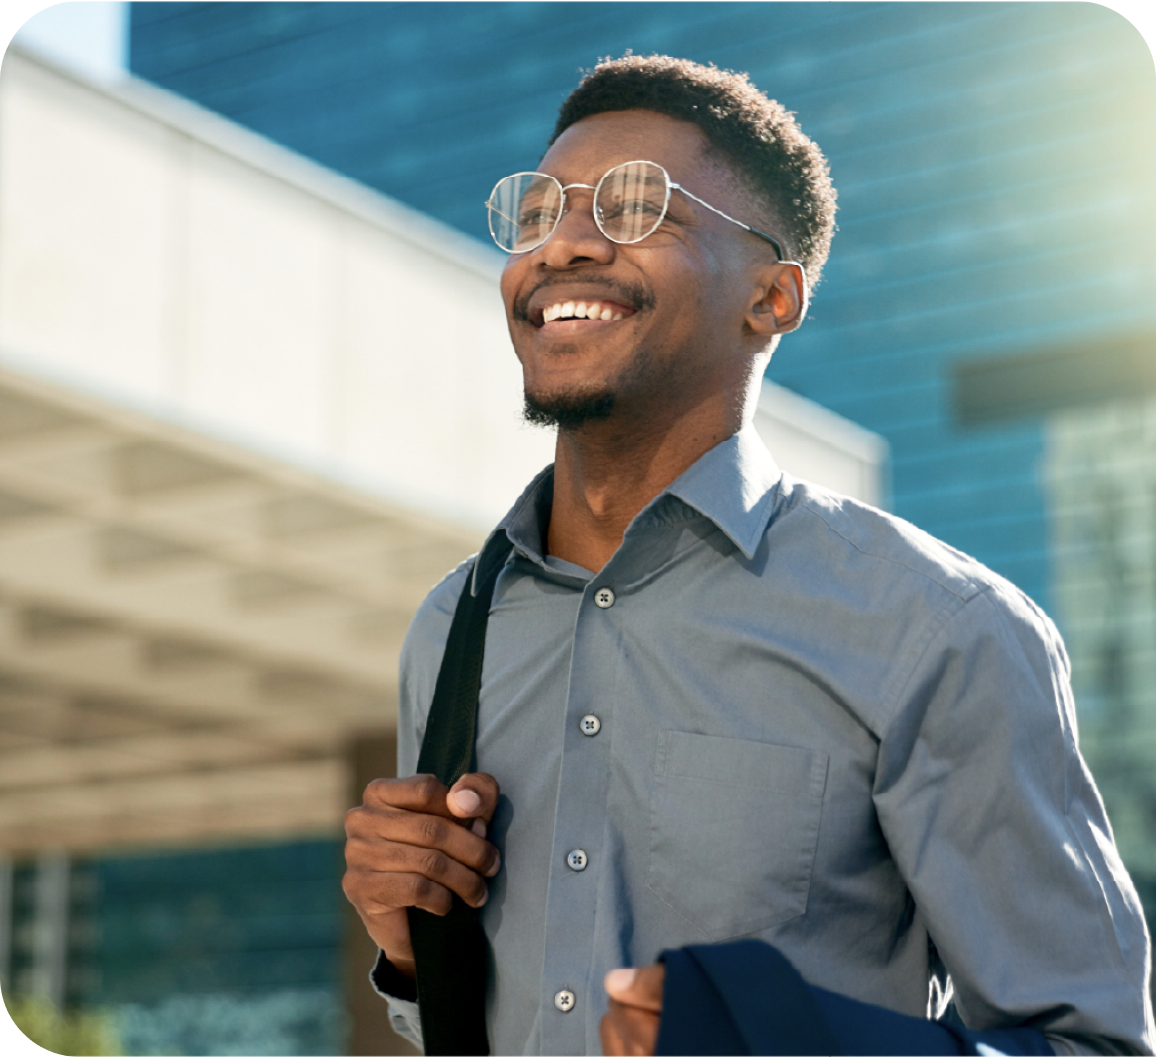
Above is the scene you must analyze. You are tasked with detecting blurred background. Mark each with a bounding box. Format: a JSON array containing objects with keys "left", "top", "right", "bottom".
[{"left": 0, "top": 2, "right": 1153, "bottom": 1054}]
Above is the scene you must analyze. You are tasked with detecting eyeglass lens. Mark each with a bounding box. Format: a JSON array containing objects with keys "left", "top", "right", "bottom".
[{"left": 487, "top": 161, "right": 670, "bottom": 253}]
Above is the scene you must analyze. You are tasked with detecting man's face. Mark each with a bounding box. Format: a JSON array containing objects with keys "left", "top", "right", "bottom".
[{"left": 500, "top": 110, "right": 778, "bottom": 430}]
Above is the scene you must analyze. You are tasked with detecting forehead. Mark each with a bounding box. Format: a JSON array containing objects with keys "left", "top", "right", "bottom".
[{"left": 540, "top": 110, "right": 716, "bottom": 185}]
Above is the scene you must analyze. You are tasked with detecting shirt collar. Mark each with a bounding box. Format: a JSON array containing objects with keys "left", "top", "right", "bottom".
[
  {"left": 661, "top": 423, "right": 783, "bottom": 560},
  {"left": 474, "top": 424, "right": 783, "bottom": 592}
]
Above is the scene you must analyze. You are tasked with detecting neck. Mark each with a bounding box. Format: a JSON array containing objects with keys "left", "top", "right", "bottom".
[{"left": 546, "top": 395, "right": 746, "bottom": 572}]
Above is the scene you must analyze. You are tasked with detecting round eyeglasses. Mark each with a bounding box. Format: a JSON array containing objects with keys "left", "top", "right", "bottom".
[{"left": 485, "top": 159, "right": 788, "bottom": 261}]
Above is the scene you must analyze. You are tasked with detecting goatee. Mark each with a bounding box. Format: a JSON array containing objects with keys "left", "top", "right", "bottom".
[{"left": 523, "top": 389, "right": 616, "bottom": 430}]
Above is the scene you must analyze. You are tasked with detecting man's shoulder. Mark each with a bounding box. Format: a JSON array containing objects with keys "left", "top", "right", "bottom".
[
  {"left": 774, "top": 474, "right": 1039, "bottom": 620},
  {"left": 400, "top": 556, "right": 474, "bottom": 668}
]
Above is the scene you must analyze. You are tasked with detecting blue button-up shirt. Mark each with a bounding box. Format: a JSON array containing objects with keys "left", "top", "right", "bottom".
[{"left": 381, "top": 426, "right": 1154, "bottom": 1056}]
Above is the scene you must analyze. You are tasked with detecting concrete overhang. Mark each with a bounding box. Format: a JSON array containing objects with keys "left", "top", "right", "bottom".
[{"left": 0, "top": 363, "right": 481, "bottom": 853}]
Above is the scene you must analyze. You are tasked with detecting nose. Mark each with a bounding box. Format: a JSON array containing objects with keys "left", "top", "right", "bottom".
[{"left": 536, "top": 188, "right": 616, "bottom": 268}]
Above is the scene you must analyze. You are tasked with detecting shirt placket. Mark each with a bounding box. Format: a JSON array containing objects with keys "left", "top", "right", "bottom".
[{"left": 538, "top": 575, "right": 620, "bottom": 1054}]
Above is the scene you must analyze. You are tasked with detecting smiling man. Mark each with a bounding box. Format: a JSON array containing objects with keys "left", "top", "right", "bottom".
[{"left": 343, "top": 56, "right": 1154, "bottom": 1056}]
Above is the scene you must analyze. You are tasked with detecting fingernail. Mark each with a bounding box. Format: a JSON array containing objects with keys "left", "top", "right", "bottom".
[
  {"left": 470, "top": 818, "right": 487, "bottom": 838},
  {"left": 485, "top": 852, "right": 501, "bottom": 878},
  {"left": 451, "top": 789, "right": 481, "bottom": 814},
  {"left": 475, "top": 887, "right": 489, "bottom": 907},
  {"left": 604, "top": 968, "right": 636, "bottom": 993}
]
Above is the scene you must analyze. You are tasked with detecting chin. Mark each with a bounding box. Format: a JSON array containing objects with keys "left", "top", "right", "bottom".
[{"left": 522, "top": 386, "right": 617, "bottom": 430}]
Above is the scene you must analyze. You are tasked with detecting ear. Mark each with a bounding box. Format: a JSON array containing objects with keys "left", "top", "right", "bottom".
[{"left": 746, "top": 263, "right": 808, "bottom": 336}]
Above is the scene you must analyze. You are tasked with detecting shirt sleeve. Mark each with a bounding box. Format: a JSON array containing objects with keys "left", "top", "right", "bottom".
[
  {"left": 367, "top": 949, "right": 424, "bottom": 1049},
  {"left": 873, "top": 579, "right": 1155, "bottom": 1054},
  {"left": 397, "top": 560, "right": 473, "bottom": 780}
]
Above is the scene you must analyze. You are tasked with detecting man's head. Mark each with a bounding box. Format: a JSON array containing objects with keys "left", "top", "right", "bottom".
[
  {"left": 497, "top": 56, "right": 836, "bottom": 434},
  {"left": 551, "top": 55, "right": 836, "bottom": 288}
]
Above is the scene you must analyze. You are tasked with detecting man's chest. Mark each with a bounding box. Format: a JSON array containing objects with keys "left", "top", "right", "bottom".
[{"left": 474, "top": 564, "right": 889, "bottom": 948}]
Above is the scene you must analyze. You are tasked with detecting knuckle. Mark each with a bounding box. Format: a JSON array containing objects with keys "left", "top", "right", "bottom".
[
  {"left": 416, "top": 815, "right": 450, "bottom": 847},
  {"left": 408, "top": 873, "right": 435, "bottom": 903},
  {"left": 362, "top": 777, "right": 393, "bottom": 802},
  {"left": 410, "top": 773, "right": 443, "bottom": 803},
  {"left": 416, "top": 849, "right": 448, "bottom": 879},
  {"left": 475, "top": 772, "right": 500, "bottom": 796},
  {"left": 341, "top": 870, "right": 368, "bottom": 904}
]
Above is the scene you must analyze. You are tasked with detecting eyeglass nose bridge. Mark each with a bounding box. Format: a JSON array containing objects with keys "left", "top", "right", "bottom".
[{"left": 542, "top": 180, "right": 601, "bottom": 245}]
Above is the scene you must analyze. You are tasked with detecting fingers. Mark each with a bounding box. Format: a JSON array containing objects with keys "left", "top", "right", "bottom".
[
  {"left": 352, "top": 773, "right": 501, "bottom": 878},
  {"left": 345, "top": 837, "right": 493, "bottom": 911},
  {"left": 600, "top": 964, "right": 664, "bottom": 1056},
  {"left": 604, "top": 964, "right": 665, "bottom": 1012}
]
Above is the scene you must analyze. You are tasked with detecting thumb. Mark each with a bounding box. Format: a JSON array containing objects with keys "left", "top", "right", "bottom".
[
  {"left": 605, "top": 963, "right": 665, "bottom": 1013},
  {"left": 446, "top": 772, "right": 500, "bottom": 825}
]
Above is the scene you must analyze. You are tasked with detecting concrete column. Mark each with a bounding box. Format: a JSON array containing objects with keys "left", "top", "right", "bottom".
[
  {"left": 30, "top": 850, "right": 69, "bottom": 1008},
  {"left": 0, "top": 854, "right": 12, "bottom": 995}
]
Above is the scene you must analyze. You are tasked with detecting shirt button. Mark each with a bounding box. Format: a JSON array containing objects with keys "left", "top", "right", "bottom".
[
  {"left": 554, "top": 989, "right": 575, "bottom": 1012},
  {"left": 593, "top": 586, "right": 616, "bottom": 608},
  {"left": 580, "top": 714, "right": 601, "bottom": 736},
  {"left": 566, "top": 849, "right": 588, "bottom": 871}
]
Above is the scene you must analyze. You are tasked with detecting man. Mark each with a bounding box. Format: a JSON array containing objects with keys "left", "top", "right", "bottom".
[{"left": 344, "top": 55, "right": 1154, "bottom": 1055}]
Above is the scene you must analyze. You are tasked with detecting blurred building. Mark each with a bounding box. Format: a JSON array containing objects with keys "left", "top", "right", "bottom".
[{"left": 0, "top": 25, "right": 886, "bottom": 1056}]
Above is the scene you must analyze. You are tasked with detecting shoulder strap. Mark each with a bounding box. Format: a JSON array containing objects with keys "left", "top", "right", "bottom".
[{"left": 407, "top": 533, "right": 513, "bottom": 1056}]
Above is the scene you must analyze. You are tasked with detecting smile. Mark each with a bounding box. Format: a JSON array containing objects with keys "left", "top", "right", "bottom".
[{"left": 535, "top": 298, "right": 636, "bottom": 327}]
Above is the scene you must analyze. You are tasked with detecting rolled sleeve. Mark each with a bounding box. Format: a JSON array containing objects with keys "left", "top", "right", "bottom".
[
  {"left": 370, "top": 949, "right": 424, "bottom": 1050},
  {"left": 875, "top": 581, "right": 1154, "bottom": 1053}
]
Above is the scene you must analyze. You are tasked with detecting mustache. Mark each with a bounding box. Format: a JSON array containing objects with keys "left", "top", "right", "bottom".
[{"left": 512, "top": 273, "right": 656, "bottom": 322}]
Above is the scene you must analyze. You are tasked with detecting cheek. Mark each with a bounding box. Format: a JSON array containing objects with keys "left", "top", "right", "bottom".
[{"left": 499, "top": 258, "right": 525, "bottom": 311}]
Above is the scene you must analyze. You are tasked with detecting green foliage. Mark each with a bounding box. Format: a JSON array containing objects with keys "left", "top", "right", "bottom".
[{"left": 3, "top": 993, "right": 120, "bottom": 1056}]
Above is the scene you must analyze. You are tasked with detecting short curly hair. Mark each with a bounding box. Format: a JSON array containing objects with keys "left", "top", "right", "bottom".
[{"left": 551, "top": 55, "right": 837, "bottom": 286}]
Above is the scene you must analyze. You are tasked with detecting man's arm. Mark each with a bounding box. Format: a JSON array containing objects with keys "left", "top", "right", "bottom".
[{"left": 874, "top": 583, "right": 1153, "bottom": 1052}]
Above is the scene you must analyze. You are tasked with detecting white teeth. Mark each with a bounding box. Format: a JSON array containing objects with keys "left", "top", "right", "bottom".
[{"left": 541, "top": 299, "right": 627, "bottom": 323}]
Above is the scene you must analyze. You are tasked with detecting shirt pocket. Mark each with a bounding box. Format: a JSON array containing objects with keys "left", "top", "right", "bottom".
[{"left": 646, "top": 730, "right": 828, "bottom": 941}]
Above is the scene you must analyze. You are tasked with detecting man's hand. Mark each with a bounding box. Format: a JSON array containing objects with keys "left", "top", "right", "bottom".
[
  {"left": 600, "top": 963, "right": 665, "bottom": 1056},
  {"left": 342, "top": 772, "right": 501, "bottom": 980}
]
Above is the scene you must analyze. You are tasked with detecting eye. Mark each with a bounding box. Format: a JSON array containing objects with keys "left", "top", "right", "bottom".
[
  {"left": 518, "top": 204, "right": 556, "bottom": 227},
  {"left": 601, "top": 197, "right": 663, "bottom": 221}
]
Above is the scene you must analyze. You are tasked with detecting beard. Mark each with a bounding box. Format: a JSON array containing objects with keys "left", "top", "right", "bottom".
[{"left": 522, "top": 386, "right": 616, "bottom": 430}]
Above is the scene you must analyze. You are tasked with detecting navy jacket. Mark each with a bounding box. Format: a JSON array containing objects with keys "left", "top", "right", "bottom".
[{"left": 657, "top": 941, "right": 1055, "bottom": 1056}]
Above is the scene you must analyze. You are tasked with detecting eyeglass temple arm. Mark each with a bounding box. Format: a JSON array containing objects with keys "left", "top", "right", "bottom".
[
  {"left": 674, "top": 184, "right": 787, "bottom": 263},
  {"left": 484, "top": 200, "right": 519, "bottom": 226}
]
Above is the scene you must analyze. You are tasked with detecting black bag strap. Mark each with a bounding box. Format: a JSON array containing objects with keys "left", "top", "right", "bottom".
[{"left": 407, "top": 533, "right": 513, "bottom": 1056}]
